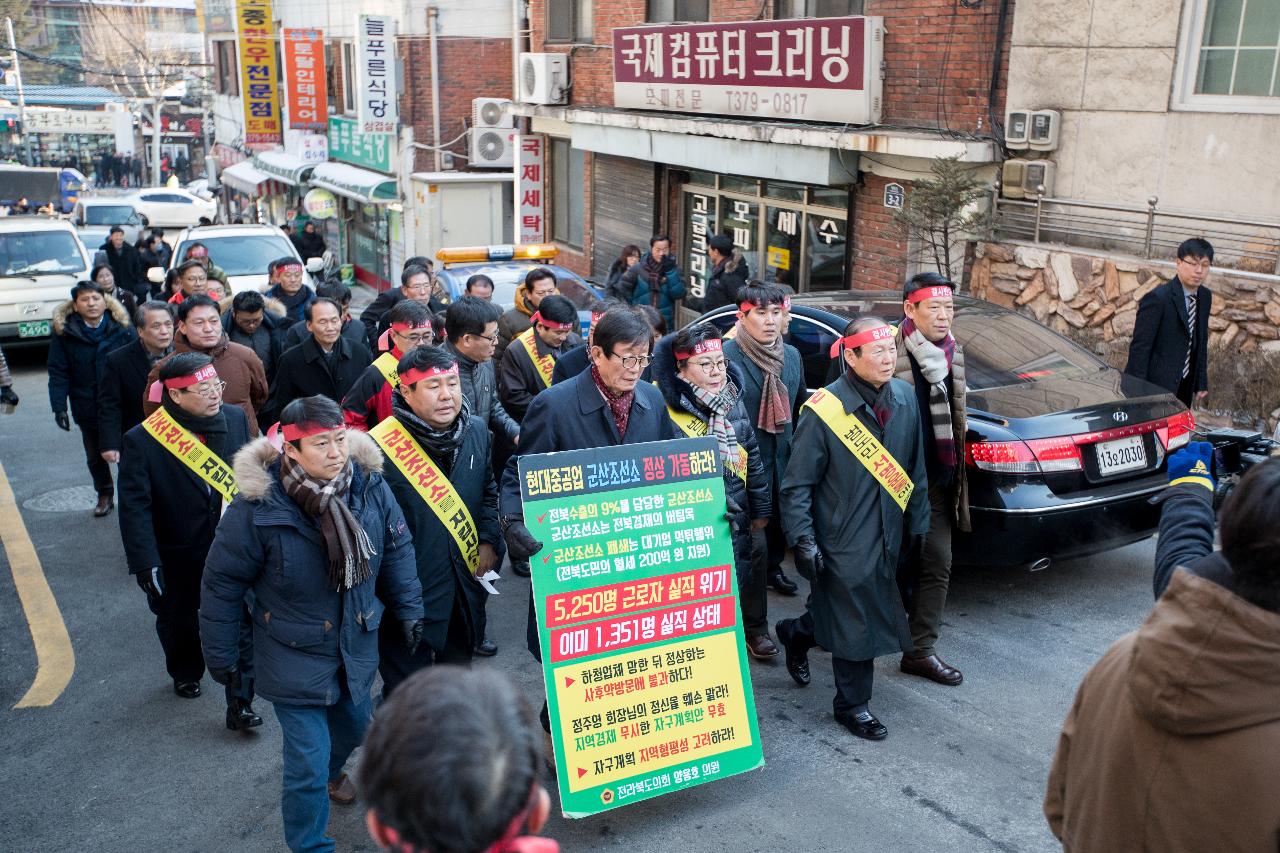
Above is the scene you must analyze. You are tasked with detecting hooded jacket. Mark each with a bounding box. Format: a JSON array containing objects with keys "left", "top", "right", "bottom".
[
  {"left": 495, "top": 285, "right": 536, "bottom": 364},
  {"left": 199, "top": 431, "right": 424, "bottom": 706},
  {"left": 1045, "top": 569, "right": 1280, "bottom": 851},
  {"left": 143, "top": 332, "right": 269, "bottom": 436},
  {"left": 222, "top": 297, "right": 288, "bottom": 381},
  {"left": 704, "top": 249, "right": 749, "bottom": 312},
  {"left": 47, "top": 296, "right": 135, "bottom": 426}
]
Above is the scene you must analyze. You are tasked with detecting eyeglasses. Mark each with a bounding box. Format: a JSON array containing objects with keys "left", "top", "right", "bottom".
[
  {"left": 476, "top": 333, "right": 499, "bottom": 344},
  {"left": 610, "top": 353, "right": 652, "bottom": 369},
  {"left": 403, "top": 282, "right": 433, "bottom": 293},
  {"left": 689, "top": 358, "right": 726, "bottom": 373},
  {"left": 1178, "top": 258, "right": 1211, "bottom": 271},
  {"left": 181, "top": 380, "right": 226, "bottom": 398},
  {"left": 395, "top": 331, "right": 433, "bottom": 345}
]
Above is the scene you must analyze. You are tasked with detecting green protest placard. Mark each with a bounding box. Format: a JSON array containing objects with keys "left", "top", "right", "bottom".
[{"left": 519, "top": 437, "right": 764, "bottom": 818}]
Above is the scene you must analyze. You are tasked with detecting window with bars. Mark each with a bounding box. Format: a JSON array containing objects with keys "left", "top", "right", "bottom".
[
  {"left": 648, "top": 0, "right": 710, "bottom": 22},
  {"left": 1175, "top": 0, "right": 1280, "bottom": 110},
  {"left": 775, "top": 0, "right": 864, "bottom": 17},
  {"left": 547, "top": 0, "right": 593, "bottom": 43}
]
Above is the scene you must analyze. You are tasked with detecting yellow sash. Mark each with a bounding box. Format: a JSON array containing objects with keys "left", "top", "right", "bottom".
[
  {"left": 666, "top": 406, "right": 749, "bottom": 482},
  {"left": 801, "top": 388, "right": 913, "bottom": 511},
  {"left": 372, "top": 351, "right": 399, "bottom": 387},
  {"left": 141, "top": 406, "right": 238, "bottom": 504},
  {"left": 369, "top": 417, "right": 480, "bottom": 574},
  {"left": 517, "top": 328, "right": 555, "bottom": 389}
]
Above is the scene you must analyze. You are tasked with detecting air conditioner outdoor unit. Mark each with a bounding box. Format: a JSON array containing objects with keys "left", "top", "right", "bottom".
[
  {"left": 1005, "top": 107, "right": 1031, "bottom": 150},
  {"left": 473, "top": 97, "right": 514, "bottom": 129},
  {"left": 470, "top": 127, "right": 515, "bottom": 168},
  {"left": 520, "top": 53, "right": 568, "bottom": 105},
  {"left": 1028, "top": 109, "right": 1062, "bottom": 151}
]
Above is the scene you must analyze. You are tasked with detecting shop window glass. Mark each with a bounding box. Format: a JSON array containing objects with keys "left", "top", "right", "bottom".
[
  {"left": 649, "top": 0, "right": 710, "bottom": 22},
  {"left": 683, "top": 190, "right": 716, "bottom": 302},
  {"left": 806, "top": 213, "right": 847, "bottom": 291},
  {"left": 763, "top": 206, "right": 803, "bottom": 289},
  {"left": 763, "top": 181, "right": 805, "bottom": 202},
  {"left": 809, "top": 186, "right": 850, "bottom": 209},
  {"left": 720, "top": 197, "right": 760, "bottom": 280},
  {"left": 720, "top": 175, "right": 759, "bottom": 195}
]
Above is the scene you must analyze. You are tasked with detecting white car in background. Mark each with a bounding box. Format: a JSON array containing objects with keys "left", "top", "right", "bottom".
[
  {"left": 168, "top": 224, "right": 320, "bottom": 294},
  {"left": 0, "top": 217, "right": 92, "bottom": 344},
  {"left": 72, "top": 197, "right": 149, "bottom": 248},
  {"left": 124, "top": 187, "right": 218, "bottom": 227}
]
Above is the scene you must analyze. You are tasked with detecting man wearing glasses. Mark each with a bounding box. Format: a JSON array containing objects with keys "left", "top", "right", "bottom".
[
  {"left": 342, "top": 299, "right": 436, "bottom": 431},
  {"left": 142, "top": 295, "right": 269, "bottom": 435},
  {"left": 361, "top": 262, "right": 442, "bottom": 343},
  {"left": 1125, "top": 238, "right": 1215, "bottom": 408},
  {"left": 118, "top": 352, "right": 260, "bottom": 730}
]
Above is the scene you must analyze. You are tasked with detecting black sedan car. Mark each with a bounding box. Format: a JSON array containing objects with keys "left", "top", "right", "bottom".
[{"left": 695, "top": 292, "right": 1195, "bottom": 569}]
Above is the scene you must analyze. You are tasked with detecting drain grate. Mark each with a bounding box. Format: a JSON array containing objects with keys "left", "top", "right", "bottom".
[{"left": 23, "top": 486, "right": 102, "bottom": 513}]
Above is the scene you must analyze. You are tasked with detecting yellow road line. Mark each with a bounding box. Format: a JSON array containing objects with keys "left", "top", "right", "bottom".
[{"left": 0, "top": 460, "right": 74, "bottom": 708}]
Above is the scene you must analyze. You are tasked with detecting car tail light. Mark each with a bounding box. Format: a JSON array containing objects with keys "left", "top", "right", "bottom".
[
  {"left": 966, "top": 437, "right": 1083, "bottom": 473},
  {"left": 1157, "top": 410, "right": 1196, "bottom": 451}
]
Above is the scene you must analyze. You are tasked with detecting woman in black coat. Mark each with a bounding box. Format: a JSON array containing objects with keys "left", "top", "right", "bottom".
[{"left": 652, "top": 324, "right": 774, "bottom": 656}]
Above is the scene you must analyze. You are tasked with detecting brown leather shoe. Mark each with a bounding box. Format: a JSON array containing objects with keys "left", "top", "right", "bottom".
[
  {"left": 900, "top": 654, "right": 963, "bottom": 686},
  {"left": 327, "top": 773, "right": 356, "bottom": 805},
  {"left": 745, "top": 634, "right": 779, "bottom": 659},
  {"left": 93, "top": 495, "right": 114, "bottom": 517}
]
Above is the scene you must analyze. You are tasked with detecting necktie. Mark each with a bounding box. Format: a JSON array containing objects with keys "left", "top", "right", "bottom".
[{"left": 1183, "top": 294, "right": 1197, "bottom": 379}]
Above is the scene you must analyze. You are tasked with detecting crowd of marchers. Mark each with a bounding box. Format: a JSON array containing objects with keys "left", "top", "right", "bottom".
[{"left": 11, "top": 231, "right": 1278, "bottom": 853}]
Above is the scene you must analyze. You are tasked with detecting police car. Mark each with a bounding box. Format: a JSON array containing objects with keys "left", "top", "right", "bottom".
[{"left": 434, "top": 244, "right": 602, "bottom": 334}]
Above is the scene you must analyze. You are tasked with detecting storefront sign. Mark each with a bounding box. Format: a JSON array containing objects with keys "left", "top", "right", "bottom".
[
  {"left": 516, "top": 134, "right": 545, "bottom": 243},
  {"left": 613, "top": 17, "right": 883, "bottom": 125},
  {"left": 283, "top": 28, "right": 328, "bottom": 131},
  {"left": 357, "top": 15, "right": 398, "bottom": 135},
  {"left": 685, "top": 192, "right": 713, "bottom": 300},
  {"left": 294, "top": 132, "right": 329, "bottom": 164},
  {"left": 519, "top": 438, "right": 764, "bottom": 818},
  {"left": 23, "top": 109, "right": 118, "bottom": 135},
  {"left": 883, "top": 182, "right": 905, "bottom": 209},
  {"left": 303, "top": 187, "right": 337, "bottom": 219},
  {"left": 327, "top": 116, "right": 394, "bottom": 172},
  {"left": 199, "top": 0, "right": 235, "bottom": 33},
  {"left": 236, "top": 0, "right": 281, "bottom": 147}
]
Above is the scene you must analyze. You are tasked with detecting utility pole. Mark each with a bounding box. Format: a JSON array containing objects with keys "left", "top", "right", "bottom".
[
  {"left": 151, "top": 97, "right": 163, "bottom": 186},
  {"left": 5, "top": 17, "right": 34, "bottom": 166}
]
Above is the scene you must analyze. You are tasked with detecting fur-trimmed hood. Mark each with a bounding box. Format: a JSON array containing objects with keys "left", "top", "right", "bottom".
[
  {"left": 51, "top": 294, "right": 131, "bottom": 336},
  {"left": 513, "top": 284, "right": 534, "bottom": 318},
  {"left": 232, "top": 429, "right": 385, "bottom": 502},
  {"left": 723, "top": 247, "right": 745, "bottom": 274},
  {"left": 652, "top": 330, "right": 746, "bottom": 412}
]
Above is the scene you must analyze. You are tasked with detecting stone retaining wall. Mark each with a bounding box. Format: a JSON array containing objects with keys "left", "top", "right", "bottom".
[{"left": 969, "top": 241, "right": 1280, "bottom": 352}]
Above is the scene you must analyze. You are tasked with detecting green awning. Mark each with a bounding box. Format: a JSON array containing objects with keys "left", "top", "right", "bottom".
[{"left": 308, "top": 161, "right": 398, "bottom": 204}]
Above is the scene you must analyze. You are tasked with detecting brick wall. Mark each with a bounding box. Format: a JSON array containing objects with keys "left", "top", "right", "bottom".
[
  {"left": 853, "top": 174, "right": 911, "bottom": 291},
  {"left": 526, "top": 0, "right": 1011, "bottom": 132}
]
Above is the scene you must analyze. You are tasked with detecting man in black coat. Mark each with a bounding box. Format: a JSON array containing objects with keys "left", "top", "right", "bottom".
[
  {"left": 360, "top": 263, "right": 442, "bottom": 343},
  {"left": 372, "top": 347, "right": 500, "bottom": 695},
  {"left": 281, "top": 283, "right": 369, "bottom": 353},
  {"left": 99, "top": 227, "right": 147, "bottom": 300},
  {"left": 1124, "top": 238, "right": 1214, "bottom": 408},
  {"left": 497, "top": 294, "right": 580, "bottom": 423},
  {"left": 117, "top": 352, "right": 259, "bottom": 730},
  {"left": 267, "top": 297, "right": 372, "bottom": 421},
  {"left": 703, "top": 234, "right": 751, "bottom": 312},
  {"left": 99, "top": 301, "right": 174, "bottom": 462}
]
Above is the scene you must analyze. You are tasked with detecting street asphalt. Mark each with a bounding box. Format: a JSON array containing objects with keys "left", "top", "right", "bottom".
[{"left": 0, "top": 344, "right": 1158, "bottom": 852}]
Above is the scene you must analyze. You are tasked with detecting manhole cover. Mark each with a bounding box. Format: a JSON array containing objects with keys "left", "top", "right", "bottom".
[{"left": 23, "top": 486, "right": 101, "bottom": 513}]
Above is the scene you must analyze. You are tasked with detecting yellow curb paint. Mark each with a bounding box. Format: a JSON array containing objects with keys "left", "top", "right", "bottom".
[{"left": 0, "top": 462, "right": 74, "bottom": 708}]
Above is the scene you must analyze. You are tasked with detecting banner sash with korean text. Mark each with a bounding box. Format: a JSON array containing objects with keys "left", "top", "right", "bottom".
[
  {"left": 666, "top": 407, "right": 748, "bottom": 482},
  {"left": 801, "top": 388, "right": 913, "bottom": 511},
  {"left": 141, "top": 407, "right": 238, "bottom": 504},
  {"left": 372, "top": 352, "right": 399, "bottom": 387},
  {"left": 517, "top": 328, "right": 555, "bottom": 389}
]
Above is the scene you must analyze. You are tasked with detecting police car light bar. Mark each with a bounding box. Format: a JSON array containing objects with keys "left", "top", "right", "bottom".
[{"left": 435, "top": 244, "right": 559, "bottom": 265}]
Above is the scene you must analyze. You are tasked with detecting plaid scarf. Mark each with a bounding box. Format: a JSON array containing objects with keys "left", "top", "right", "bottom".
[
  {"left": 591, "top": 364, "right": 634, "bottom": 440},
  {"left": 280, "top": 453, "right": 375, "bottom": 591},
  {"left": 900, "top": 318, "right": 957, "bottom": 468},
  {"left": 733, "top": 324, "right": 791, "bottom": 434},
  {"left": 681, "top": 379, "right": 741, "bottom": 470}
]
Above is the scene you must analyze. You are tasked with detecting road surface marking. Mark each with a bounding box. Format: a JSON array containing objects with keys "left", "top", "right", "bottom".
[{"left": 0, "top": 461, "right": 75, "bottom": 708}]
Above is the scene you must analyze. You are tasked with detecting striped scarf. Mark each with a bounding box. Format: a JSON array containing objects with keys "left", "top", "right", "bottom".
[
  {"left": 280, "top": 454, "right": 375, "bottom": 591},
  {"left": 900, "top": 318, "right": 957, "bottom": 468},
  {"left": 681, "top": 379, "right": 742, "bottom": 470}
]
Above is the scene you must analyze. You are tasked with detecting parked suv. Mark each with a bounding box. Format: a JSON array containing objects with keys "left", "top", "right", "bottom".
[
  {"left": 0, "top": 217, "right": 92, "bottom": 344},
  {"left": 72, "top": 197, "right": 149, "bottom": 248}
]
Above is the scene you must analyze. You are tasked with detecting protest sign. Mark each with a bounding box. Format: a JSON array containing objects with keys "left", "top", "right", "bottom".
[{"left": 519, "top": 437, "right": 764, "bottom": 818}]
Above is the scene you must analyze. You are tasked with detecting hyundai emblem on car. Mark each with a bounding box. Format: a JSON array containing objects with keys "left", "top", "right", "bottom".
[{"left": 1112, "top": 411, "right": 1129, "bottom": 422}]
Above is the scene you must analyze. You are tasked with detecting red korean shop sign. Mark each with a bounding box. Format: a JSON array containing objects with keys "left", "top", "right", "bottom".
[
  {"left": 613, "top": 16, "right": 883, "bottom": 125},
  {"left": 283, "top": 28, "right": 329, "bottom": 131}
]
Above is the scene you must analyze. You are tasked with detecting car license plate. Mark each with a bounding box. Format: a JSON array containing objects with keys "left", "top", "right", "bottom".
[
  {"left": 17, "top": 320, "right": 50, "bottom": 338},
  {"left": 1095, "top": 435, "right": 1147, "bottom": 476}
]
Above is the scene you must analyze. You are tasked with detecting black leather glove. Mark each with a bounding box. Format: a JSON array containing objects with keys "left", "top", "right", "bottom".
[
  {"left": 402, "top": 618, "right": 425, "bottom": 656},
  {"left": 54, "top": 410, "right": 70, "bottom": 431},
  {"left": 723, "top": 496, "right": 743, "bottom": 534},
  {"left": 502, "top": 516, "right": 544, "bottom": 561},
  {"left": 208, "top": 664, "right": 241, "bottom": 692},
  {"left": 792, "top": 535, "right": 825, "bottom": 582},
  {"left": 0, "top": 386, "right": 18, "bottom": 407},
  {"left": 135, "top": 566, "right": 165, "bottom": 600}
]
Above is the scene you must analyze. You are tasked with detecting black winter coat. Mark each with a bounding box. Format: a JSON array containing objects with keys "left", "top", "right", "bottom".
[
  {"left": 704, "top": 250, "right": 750, "bottom": 312},
  {"left": 117, "top": 404, "right": 250, "bottom": 573},
  {"left": 47, "top": 297, "right": 135, "bottom": 426},
  {"left": 99, "top": 240, "right": 146, "bottom": 298},
  {"left": 267, "top": 335, "right": 373, "bottom": 421},
  {"left": 497, "top": 329, "right": 579, "bottom": 421},
  {"left": 98, "top": 338, "right": 161, "bottom": 453},
  {"left": 1124, "top": 277, "right": 1212, "bottom": 396},
  {"left": 443, "top": 340, "right": 520, "bottom": 443},
  {"left": 222, "top": 300, "right": 288, "bottom": 382},
  {"left": 1152, "top": 481, "right": 1237, "bottom": 600},
  {"left": 378, "top": 412, "right": 500, "bottom": 653},
  {"left": 200, "top": 432, "right": 424, "bottom": 706},
  {"left": 652, "top": 333, "right": 771, "bottom": 583},
  {"left": 723, "top": 335, "right": 807, "bottom": 489}
]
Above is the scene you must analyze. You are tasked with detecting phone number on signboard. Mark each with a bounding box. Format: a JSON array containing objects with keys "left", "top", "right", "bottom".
[{"left": 724, "top": 90, "right": 810, "bottom": 116}]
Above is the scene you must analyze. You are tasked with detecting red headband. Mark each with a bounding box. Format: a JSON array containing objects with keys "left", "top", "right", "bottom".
[
  {"left": 591, "top": 309, "right": 607, "bottom": 323},
  {"left": 829, "top": 324, "right": 896, "bottom": 358},
  {"left": 674, "top": 338, "right": 722, "bottom": 361},
  {"left": 738, "top": 296, "right": 791, "bottom": 313},
  {"left": 399, "top": 363, "right": 459, "bottom": 386},
  {"left": 907, "top": 285, "right": 953, "bottom": 304},
  {"left": 268, "top": 421, "right": 343, "bottom": 444},
  {"left": 276, "top": 261, "right": 302, "bottom": 271},
  {"left": 378, "top": 322, "right": 432, "bottom": 352},
  {"left": 531, "top": 312, "right": 574, "bottom": 331},
  {"left": 147, "top": 364, "right": 218, "bottom": 402}
]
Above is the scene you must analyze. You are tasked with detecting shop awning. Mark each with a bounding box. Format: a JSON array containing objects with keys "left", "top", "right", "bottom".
[
  {"left": 220, "top": 160, "right": 271, "bottom": 195},
  {"left": 309, "top": 162, "right": 398, "bottom": 204},
  {"left": 252, "top": 151, "right": 315, "bottom": 186}
]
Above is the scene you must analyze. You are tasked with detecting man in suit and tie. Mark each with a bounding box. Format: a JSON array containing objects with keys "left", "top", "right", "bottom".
[{"left": 1124, "top": 238, "right": 1214, "bottom": 408}]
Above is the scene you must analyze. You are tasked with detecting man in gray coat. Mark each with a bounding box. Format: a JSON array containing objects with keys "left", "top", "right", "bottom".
[{"left": 776, "top": 316, "right": 929, "bottom": 741}]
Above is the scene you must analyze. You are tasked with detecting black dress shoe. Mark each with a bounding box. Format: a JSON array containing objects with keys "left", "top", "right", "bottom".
[
  {"left": 93, "top": 495, "right": 114, "bottom": 517},
  {"left": 768, "top": 569, "right": 799, "bottom": 595},
  {"left": 173, "top": 680, "right": 201, "bottom": 699},
  {"left": 474, "top": 638, "right": 498, "bottom": 657},
  {"left": 226, "top": 700, "right": 263, "bottom": 731},
  {"left": 774, "top": 619, "right": 810, "bottom": 687},
  {"left": 836, "top": 710, "right": 888, "bottom": 741},
  {"left": 900, "top": 653, "right": 964, "bottom": 686},
  {"left": 512, "top": 561, "right": 531, "bottom": 578}
]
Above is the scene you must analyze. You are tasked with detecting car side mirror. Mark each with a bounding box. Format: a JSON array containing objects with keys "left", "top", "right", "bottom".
[
  {"left": 139, "top": 213, "right": 149, "bottom": 226},
  {"left": 146, "top": 266, "right": 166, "bottom": 284},
  {"left": 305, "top": 257, "right": 324, "bottom": 273}
]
